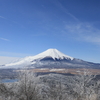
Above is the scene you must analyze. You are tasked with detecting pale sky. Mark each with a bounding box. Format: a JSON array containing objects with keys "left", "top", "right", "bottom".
[{"left": 0, "top": 56, "right": 19, "bottom": 65}]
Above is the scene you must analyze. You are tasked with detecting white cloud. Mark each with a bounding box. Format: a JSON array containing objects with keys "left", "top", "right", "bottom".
[
  {"left": 0, "top": 16, "right": 6, "bottom": 19},
  {"left": 53, "top": 0, "right": 79, "bottom": 21},
  {"left": 66, "top": 12, "right": 79, "bottom": 21},
  {"left": 0, "top": 56, "right": 20, "bottom": 65},
  {"left": 0, "top": 51, "right": 32, "bottom": 58},
  {"left": 0, "top": 37, "right": 10, "bottom": 41},
  {"left": 65, "top": 22, "right": 100, "bottom": 44}
]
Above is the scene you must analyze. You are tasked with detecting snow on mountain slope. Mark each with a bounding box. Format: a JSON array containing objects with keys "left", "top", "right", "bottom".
[
  {"left": 2, "top": 49, "right": 74, "bottom": 68},
  {"left": 33, "top": 49, "right": 73, "bottom": 60}
]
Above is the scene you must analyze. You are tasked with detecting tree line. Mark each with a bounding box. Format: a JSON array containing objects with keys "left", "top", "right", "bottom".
[{"left": 0, "top": 70, "right": 100, "bottom": 100}]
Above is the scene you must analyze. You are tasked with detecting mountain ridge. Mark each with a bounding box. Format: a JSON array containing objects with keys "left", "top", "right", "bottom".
[
  {"left": 3, "top": 49, "right": 73, "bottom": 68},
  {"left": 0, "top": 48, "right": 100, "bottom": 69}
]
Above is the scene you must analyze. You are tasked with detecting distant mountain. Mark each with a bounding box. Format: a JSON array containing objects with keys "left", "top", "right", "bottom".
[{"left": 1, "top": 49, "right": 100, "bottom": 69}]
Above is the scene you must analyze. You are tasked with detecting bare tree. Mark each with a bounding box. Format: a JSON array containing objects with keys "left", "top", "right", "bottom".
[
  {"left": 15, "top": 70, "right": 41, "bottom": 100},
  {"left": 71, "top": 69, "right": 100, "bottom": 100},
  {"left": 0, "top": 70, "right": 41, "bottom": 100},
  {"left": 0, "top": 69, "right": 100, "bottom": 100},
  {"left": 41, "top": 75, "right": 74, "bottom": 100}
]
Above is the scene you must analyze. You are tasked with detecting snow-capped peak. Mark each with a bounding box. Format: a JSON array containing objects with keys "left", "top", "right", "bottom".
[
  {"left": 3, "top": 49, "right": 74, "bottom": 68},
  {"left": 34, "top": 48, "right": 73, "bottom": 60}
]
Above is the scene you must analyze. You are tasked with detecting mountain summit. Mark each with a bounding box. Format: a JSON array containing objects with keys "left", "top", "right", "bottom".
[{"left": 33, "top": 49, "right": 74, "bottom": 60}]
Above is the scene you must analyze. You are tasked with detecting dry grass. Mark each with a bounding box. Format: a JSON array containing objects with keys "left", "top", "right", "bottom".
[{"left": 28, "top": 68, "right": 100, "bottom": 75}]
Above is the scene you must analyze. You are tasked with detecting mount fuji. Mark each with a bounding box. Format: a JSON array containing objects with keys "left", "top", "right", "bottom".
[{"left": 1, "top": 49, "right": 100, "bottom": 69}]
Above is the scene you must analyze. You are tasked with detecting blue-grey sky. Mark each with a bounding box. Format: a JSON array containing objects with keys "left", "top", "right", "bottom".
[{"left": 0, "top": 0, "right": 100, "bottom": 63}]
